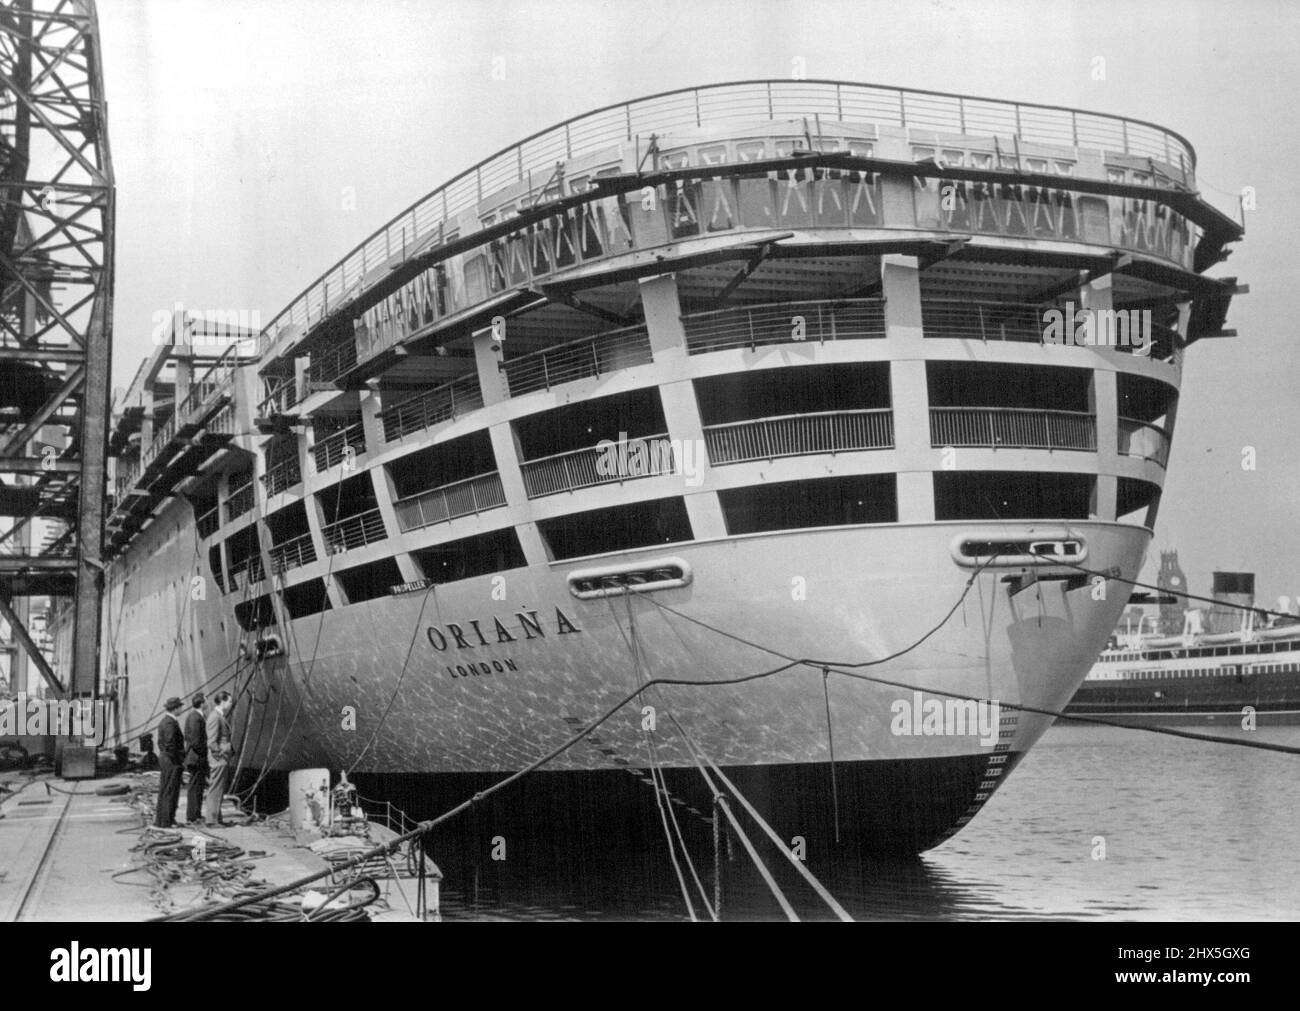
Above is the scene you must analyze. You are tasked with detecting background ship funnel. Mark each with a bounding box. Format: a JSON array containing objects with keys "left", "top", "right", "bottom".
[{"left": 1209, "top": 571, "right": 1255, "bottom": 634}]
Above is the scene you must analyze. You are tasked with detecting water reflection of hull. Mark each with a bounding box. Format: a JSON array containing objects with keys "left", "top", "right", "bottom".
[{"left": 370, "top": 763, "right": 1060, "bottom": 921}]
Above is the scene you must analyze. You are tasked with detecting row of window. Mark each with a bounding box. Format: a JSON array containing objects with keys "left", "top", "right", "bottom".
[
  {"left": 1104, "top": 662, "right": 1299, "bottom": 680},
  {"left": 237, "top": 474, "right": 886, "bottom": 629},
  {"left": 234, "top": 526, "right": 525, "bottom": 629},
  {"left": 254, "top": 360, "right": 1169, "bottom": 514},
  {"left": 1110, "top": 640, "right": 1300, "bottom": 661},
  {"left": 230, "top": 465, "right": 1162, "bottom": 588},
  {"left": 231, "top": 471, "right": 1159, "bottom": 631}
]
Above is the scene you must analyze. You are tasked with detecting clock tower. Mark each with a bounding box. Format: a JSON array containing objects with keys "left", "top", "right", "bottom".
[{"left": 1156, "top": 550, "right": 1188, "bottom": 635}]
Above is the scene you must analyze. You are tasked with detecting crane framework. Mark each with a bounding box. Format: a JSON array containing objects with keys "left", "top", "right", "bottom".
[{"left": 0, "top": 0, "right": 113, "bottom": 702}]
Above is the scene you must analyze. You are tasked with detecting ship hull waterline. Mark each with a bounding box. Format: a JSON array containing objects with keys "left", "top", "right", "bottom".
[{"left": 111, "top": 516, "right": 1149, "bottom": 854}]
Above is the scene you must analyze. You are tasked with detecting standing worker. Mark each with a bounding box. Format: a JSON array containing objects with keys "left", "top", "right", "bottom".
[
  {"left": 155, "top": 697, "right": 185, "bottom": 828},
  {"left": 204, "top": 691, "right": 235, "bottom": 826},
  {"left": 182, "top": 692, "right": 208, "bottom": 825}
]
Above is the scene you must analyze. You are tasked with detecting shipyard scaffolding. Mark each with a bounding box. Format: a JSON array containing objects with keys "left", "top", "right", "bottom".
[{"left": 0, "top": 0, "right": 114, "bottom": 720}]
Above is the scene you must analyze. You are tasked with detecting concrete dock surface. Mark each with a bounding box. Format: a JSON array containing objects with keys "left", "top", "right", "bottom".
[{"left": 0, "top": 769, "right": 426, "bottom": 922}]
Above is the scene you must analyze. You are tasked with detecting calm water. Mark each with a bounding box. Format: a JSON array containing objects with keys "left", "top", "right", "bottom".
[{"left": 427, "top": 724, "right": 1300, "bottom": 922}]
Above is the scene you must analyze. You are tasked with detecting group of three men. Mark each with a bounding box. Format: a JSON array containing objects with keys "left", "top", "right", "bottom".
[{"left": 154, "top": 690, "right": 234, "bottom": 829}]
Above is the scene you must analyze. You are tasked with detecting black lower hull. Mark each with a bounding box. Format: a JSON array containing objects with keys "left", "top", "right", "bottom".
[{"left": 245, "top": 751, "right": 1024, "bottom": 870}]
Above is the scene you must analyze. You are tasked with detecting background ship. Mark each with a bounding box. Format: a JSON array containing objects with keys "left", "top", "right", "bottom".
[
  {"left": 53, "top": 80, "right": 1243, "bottom": 857},
  {"left": 1068, "top": 552, "right": 1300, "bottom": 724}
]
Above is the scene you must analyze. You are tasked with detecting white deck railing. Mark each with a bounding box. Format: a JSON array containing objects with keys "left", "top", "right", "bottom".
[
  {"left": 521, "top": 434, "right": 674, "bottom": 498},
  {"left": 502, "top": 325, "right": 652, "bottom": 396},
  {"left": 683, "top": 298, "right": 885, "bottom": 355},
  {"left": 381, "top": 374, "right": 483, "bottom": 442},
  {"left": 930, "top": 407, "right": 1097, "bottom": 450},
  {"left": 704, "top": 408, "right": 894, "bottom": 464},
  {"left": 258, "top": 79, "right": 1195, "bottom": 352},
  {"left": 393, "top": 473, "right": 507, "bottom": 532},
  {"left": 322, "top": 508, "right": 387, "bottom": 554},
  {"left": 269, "top": 531, "right": 317, "bottom": 574}
]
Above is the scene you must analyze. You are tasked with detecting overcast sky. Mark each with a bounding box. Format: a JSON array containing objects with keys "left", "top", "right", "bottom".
[{"left": 96, "top": 0, "right": 1299, "bottom": 602}]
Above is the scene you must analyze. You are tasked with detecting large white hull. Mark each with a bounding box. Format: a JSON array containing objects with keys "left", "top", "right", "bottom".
[{"left": 103, "top": 509, "right": 1147, "bottom": 850}]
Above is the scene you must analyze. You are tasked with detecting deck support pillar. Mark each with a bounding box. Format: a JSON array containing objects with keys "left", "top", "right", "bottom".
[
  {"left": 1081, "top": 274, "right": 1119, "bottom": 521},
  {"left": 881, "top": 255, "right": 934, "bottom": 524},
  {"left": 638, "top": 273, "right": 727, "bottom": 541}
]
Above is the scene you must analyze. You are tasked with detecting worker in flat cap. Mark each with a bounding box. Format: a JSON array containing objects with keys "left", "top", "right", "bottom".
[
  {"left": 154, "top": 697, "right": 185, "bottom": 829},
  {"left": 183, "top": 692, "right": 209, "bottom": 825}
]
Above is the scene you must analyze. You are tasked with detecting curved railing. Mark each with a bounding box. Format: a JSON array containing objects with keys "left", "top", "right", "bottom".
[
  {"left": 259, "top": 376, "right": 299, "bottom": 418},
  {"left": 922, "top": 298, "right": 1181, "bottom": 358},
  {"left": 502, "top": 325, "right": 651, "bottom": 396},
  {"left": 683, "top": 298, "right": 885, "bottom": 354},
  {"left": 704, "top": 408, "right": 894, "bottom": 464},
  {"left": 322, "top": 508, "right": 386, "bottom": 553},
  {"left": 259, "top": 79, "right": 1196, "bottom": 351},
  {"left": 521, "top": 434, "right": 675, "bottom": 498},
  {"left": 930, "top": 407, "right": 1097, "bottom": 450},
  {"left": 177, "top": 344, "right": 241, "bottom": 419},
  {"left": 393, "top": 472, "right": 507, "bottom": 532},
  {"left": 312, "top": 423, "right": 366, "bottom": 472},
  {"left": 380, "top": 373, "right": 483, "bottom": 442},
  {"left": 922, "top": 299, "right": 1047, "bottom": 343},
  {"left": 269, "top": 531, "right": 317, "bottom": 574},
  {"left": 1117, "top": 416, "right": 1170, "bottom": 467},
  {"left": 306, "top": 338, "right": 358, "bottom": 388},
  {"left": 206, "top": 402, "right": 237, "bottom": 438},
  {"left": 225, "top": 476, "right": 255, "bottom": 523},
  {"left": 262, "top": 455, "right": 302, "bottom": 497},
  {"left": 138, "top": 412, "right": 175, "bottom": 472},
  {"left": 228, "top": 555, "right": 265, "bottom": 591}
]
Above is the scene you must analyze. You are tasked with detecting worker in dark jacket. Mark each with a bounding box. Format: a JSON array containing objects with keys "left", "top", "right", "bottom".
[
  {"left": 182, "top": 692, "right": 209, "bottom": 824},
  {"left": 155, "top": 697, "right": 185, "bottom": 829}
]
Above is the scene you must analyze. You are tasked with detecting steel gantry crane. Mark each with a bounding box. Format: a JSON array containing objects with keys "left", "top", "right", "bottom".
[{"left": 0, "top": 0, "right": 113, "bottom": 713}]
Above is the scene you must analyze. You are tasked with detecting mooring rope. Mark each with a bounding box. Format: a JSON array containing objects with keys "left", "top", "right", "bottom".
[
  {"left": 611, "top": 592, "right": 716, "bottom": 920},
  {"left": 668, "top": 712, "right": 854, "bottom": 922}
]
